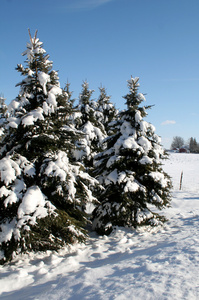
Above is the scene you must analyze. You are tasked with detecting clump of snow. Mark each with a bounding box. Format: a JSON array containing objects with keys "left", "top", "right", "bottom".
[
  {"left": 1, "top": 187, "right": 18, "bottom": 207},
  {"left": 15, "top": 155, "right": 35, "bottom": 177},
  {"left": 137, "top": 93, "right": 146, "bottom": 101},
  {"left": 8, "top": 99, "right": 20, "bottom": 111},
  {"left": 149, "top": 171, "right": 169, "bottom": 188},
  {"left": 0, "top": 156, "right": 21, "bottom": 186},
  {"left": 17, "top": 186, "right": 55, "bottom": 229},
  {"left": 0, "top": 155, "right": 35, "bottom": 191},
  {"left": 104, "top": 169, "right": 144, "bottom": 194},
  {"left": 83, "top": 121, "right": 105, "bottom": 144},
  {"left": 139, "top": 156, "right": 153, "bottom": 164},
  {"left": 67, "top": 225, "right": 85, "bottom": 238},
  {"left": 148, "top": 123, "right": 156, "bottom": 133},
  {"left": 136, "top": 208, "right": 153, "bottom": 224},
  {"left": 113, "top": 136, "right": 124, "bottom": 154},
  {"left": 43, "top": 151, "right": 77, "bottom": 202},
  {"left": 140, "top": 120, "right": 149, "bottom": 133},
  {"left": 123, "top": 136, "right": 139, "bottom": 150},
  {"left": 44, "top": 86, "right": 62, "bottom": 114},
  {"left": 47, "top": 91, "right": 56, "bottom": 107},
  {"left": 0, "top": 175, "right": 26, "bottom": 208},
  {"left": 72, "top": 139, "right": 91, "bottom": 161},
  {"left": 6, "top": 116, "right": 20, "bottom": 129},
  {"left": 0, "top": 219, "right": 17, "bottom": 244},
  {"left": 44, "top": 151, "right": 69, "bottom": 182},
  {"left": 135, "top": 111, "right": 142, "bottom": 123},
  {"left": 123, "top": 175, "right": 141, "bottom": 193},
  {"left": 120, "top": 121, "right": 134, "bottom": 136},
  {"left": 0, "top": 184, "right": 56, "bottom": 245},
  {"left": 8, "top": 94, "right": 30, "bottom": 115},
  {"left": 38, "top": 72, "right": 50, "bottom": 95},
  {"left": 152, "top": 192, "right": 163, "bottom": 204},
  {"left": 138, "top": 136, "right": 152, "bottom": 152},
  {"left": 117, "top": 171, "right": 127, "bottom": 184},
  {"left": 0, "top": 153, "right": 56, "bottom": 242},
  {"left": 22, "top": 107, "right": 44, "bottom": 126}
]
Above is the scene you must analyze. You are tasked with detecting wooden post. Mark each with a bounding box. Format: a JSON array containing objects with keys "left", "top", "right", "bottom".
[{"left": 179, "top": 171, "right": 183, "bottom": 190}]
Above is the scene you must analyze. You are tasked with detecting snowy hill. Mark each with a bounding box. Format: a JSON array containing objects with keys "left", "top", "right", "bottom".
[{"left": 0, "top": 153, "right": 199, "bottom": 299}]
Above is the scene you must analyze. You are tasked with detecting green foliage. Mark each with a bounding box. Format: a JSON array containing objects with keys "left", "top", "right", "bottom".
[
  {"left": 92, "top": 77, "right": 172, "bottom": 234},
  {"left": 189, "top": 137, "right": 199, "bottom": 153},
  {"left": 96, "top": 86, "right": 118, "bottom": 135},
  {"left": 0, "top": 31, "right": 100, "bottom": 264},
  {"left": 0, "top": 210, "right": 86, "bottom": 264},
  {"left": 0, "top": 31, "right": 173, "bottom": 264},
  {"left": 73, "top": 81, "right": 107, "bottom": 168}
]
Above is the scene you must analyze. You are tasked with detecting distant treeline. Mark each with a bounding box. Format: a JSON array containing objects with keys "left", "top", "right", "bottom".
[{"left": 171, "top": 136, "right": 199, "bottom": 153}]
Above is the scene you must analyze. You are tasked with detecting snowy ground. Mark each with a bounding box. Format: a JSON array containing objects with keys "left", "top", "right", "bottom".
[{"left": 0, "top": 153, "right": 199, "bottom": 300}]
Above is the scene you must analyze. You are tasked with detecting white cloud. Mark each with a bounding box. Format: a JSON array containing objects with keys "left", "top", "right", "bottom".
[
  {"left": 161, "top": 120, "right": 176, "bottom": 126},
  {"left": 65, "top": 0, "right": 116, "bottom": 11}
]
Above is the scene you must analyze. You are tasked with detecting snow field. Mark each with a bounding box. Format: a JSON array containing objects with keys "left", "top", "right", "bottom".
[
  {"left": 163, "top": 152, "right": 199, "bottom": 192},
  {"left": 0, "top": 153, "right": 199, "bottom": 299}
]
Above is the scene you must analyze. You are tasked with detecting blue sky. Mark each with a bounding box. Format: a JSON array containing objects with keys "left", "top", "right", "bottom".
[{"left": 1, "top": 0, "right": 199, "bottom": 149}]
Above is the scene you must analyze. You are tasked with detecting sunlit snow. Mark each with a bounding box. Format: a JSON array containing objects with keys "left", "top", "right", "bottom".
[{"left": 1, "top": 153, "right": 199, "bottom": 299}]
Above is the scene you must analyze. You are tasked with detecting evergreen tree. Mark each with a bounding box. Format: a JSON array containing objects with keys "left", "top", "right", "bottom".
[
  {"left": 0, "top": 94, "right": 8, "bottom": 139},
  {"left": 0, "top": 31, "right": 99, "bottom": 264},
  {"left": 92, "top": 76, "right": 172, "bottom": 235},
  {"left": 95, "top": 86, "right": 118, "bottom": 135},
  {"left": 189, "top": 137, "right": 199, "bottom": 153},
  {"left": 73, "top": 81, "right": 106, "bottom": 167}
]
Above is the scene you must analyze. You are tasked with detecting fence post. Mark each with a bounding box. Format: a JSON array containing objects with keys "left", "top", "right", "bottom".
[{"left": 179, "top": 171, "right": 183, "bottom": 190}]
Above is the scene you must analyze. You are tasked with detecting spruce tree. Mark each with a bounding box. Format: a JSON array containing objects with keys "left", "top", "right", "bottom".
[
  {"left": 96, "top": 86, "right": 118, "bottom": 135},
  {"left": 189, "top": 137, "right": 199, "bottom": 153},
  {"left": 0, "top": 94, "right": 8, "bottom": 139},
  {"left": 92, "top": 76, "right": 172, "bottom": 235},
  {"left": 0, "top": 31, "right": 99, "bottom": 264},
  {"left": 73, "top": 81, "right": 106, "bottom": 167}
]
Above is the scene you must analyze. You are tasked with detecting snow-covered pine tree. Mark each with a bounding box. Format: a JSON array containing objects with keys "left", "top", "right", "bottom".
[
  {"left": 96, "top": 86, "right": 118, "bottom": 135},
  {"left": 73, "top": 81, "right": 106, "bottom": 168},
  {"left": 0, "top": 30, "right": 99, "bottom": 264},
  {"left": 92, "top": 76, "right": 172, "bottom": 235},
  {"left": 0, "top": 94, "right": 8, "bottom": 139}
]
